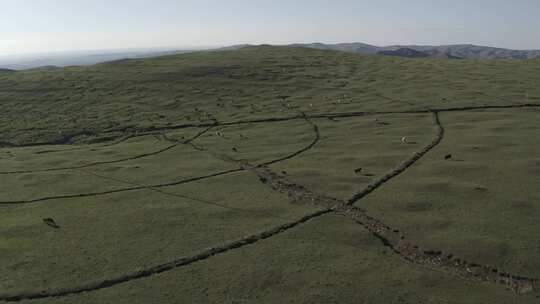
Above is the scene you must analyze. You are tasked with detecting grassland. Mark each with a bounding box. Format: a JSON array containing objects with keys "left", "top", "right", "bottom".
[{"left": 1, "top": 46, "right": 540, "bottom": 303}]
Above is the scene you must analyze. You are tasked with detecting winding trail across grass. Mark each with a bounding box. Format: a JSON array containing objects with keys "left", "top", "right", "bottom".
[
  {"left": 0, "top": 169, "right": 244, "bottom": 206},
  {"left": 1, "top": 106, "right": 539, "bottom": 301},
  {"left": 247, "top": 112, "right": 539, "bottom": 295},
  {"left": 75, "top": 168, "right": 294, "bottom": 221},
  {"left": 0, "top": 209, "right": 332, "bottom": 302},
  {"left": 0, "top": 112, "right": 326, "bottom": 302},
  {"left": 254, "top": 163, "right": 539, "bottom": 294},
  {"left": 1, "top": 103, "right": 539, "bottom": 150},
  {"left": 0, "top": 112, "right": 438, "bottom": 302},
  {"left": 0, "top": 127, "right": 212, "bottom": 175},
  {"left": 347, "top": 111, "right": 444, "bottom": 205},
  {"left": 0, "top": 116, "right": 320, "bottom": 206}
]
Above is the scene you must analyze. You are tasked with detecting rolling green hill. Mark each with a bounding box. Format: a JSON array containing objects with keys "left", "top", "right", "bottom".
[
  {"left": 2, "top": 45, "right": 540, "bottom": 147},
  {"left": 1, "top": 46, "right": 540, "bottom": 303}
]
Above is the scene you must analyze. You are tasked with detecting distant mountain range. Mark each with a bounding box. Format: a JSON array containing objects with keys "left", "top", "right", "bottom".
[
  {"left": 2, "top": 43, "right": 539, "bottom": 71},
  {"left": 378, "top": 48, "right": 430, "bottom": 58},
  {"left": 292, "top": 43, "right": 540, "bottom": 59}
]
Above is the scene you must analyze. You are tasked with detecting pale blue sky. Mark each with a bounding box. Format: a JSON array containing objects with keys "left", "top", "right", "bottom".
[{"left": 1, "top": 0, "right": 540, "bottom": 56}]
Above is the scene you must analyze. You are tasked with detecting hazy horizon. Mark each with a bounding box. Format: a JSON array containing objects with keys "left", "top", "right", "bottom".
[
  {"left": 2, "top": 0, "right": 540, "bottom": 57},
  {"left": 3, "top": 41, "right": 540, "bottom": 61}
]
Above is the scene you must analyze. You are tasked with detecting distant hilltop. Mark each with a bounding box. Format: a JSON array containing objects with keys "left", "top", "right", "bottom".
[
  {"left": 378, "top": 48, "right": 430, "bottom": 58},
  {"left": 292, "top": 42, "right": 540, "bottom": 59},
  {"left": 0, "top": 48, "right": 202, "bottom": 70}
]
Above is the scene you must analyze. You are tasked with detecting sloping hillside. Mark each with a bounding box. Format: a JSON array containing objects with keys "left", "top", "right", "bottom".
[
  {"left": 1, "top": 46, "right": 540, "bottom": 303},
  {"left": 1, "top": 46, "right": 539, "bottom": 146}
]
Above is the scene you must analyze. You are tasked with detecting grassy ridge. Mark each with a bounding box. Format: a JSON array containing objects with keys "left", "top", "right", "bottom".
[{"left": 1, "top": 46, "right": 540, "bottom": 145}]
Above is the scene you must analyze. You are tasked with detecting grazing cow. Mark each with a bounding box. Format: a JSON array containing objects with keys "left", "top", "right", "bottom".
[
  {"left": 354, "top": 168, "right": 362, "bottom": 174},
  {"left": 401, "top": 136, "right": 408, "bottom": 144},
  {"left": 445, "top": 154, "right": 452, "bottom": 160},
  {"left": 43, "top": 218, "right": 60, "bottom": 229}
]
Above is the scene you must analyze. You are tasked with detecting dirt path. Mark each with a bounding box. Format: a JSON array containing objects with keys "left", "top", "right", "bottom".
[
  {"left": 348, "top": 112, "right": 444, "bottom": 205},
  {"left": 0, "top": 114, "right": 322, "bottom": 206},
  {"left": 1, "top": 106, "right": 539, "bottom": 301},
  {"left": 244, "top": 112, "right": 538, "bottom": 295},
  {"left": 0, "top": 114, "right": 327, "bottom": 302},
  {"left": 0, "top": 209, "right": 331, "bottom": 302},
  {"left": 2, "top": 102, "right": 539, "bottom": 150},
  {"left": 76, "top": 168, "right": 294, "bottom": 221},
  {"left": 4, "top": 112, "right": 445, "bottom": 300},
  {"left": 0, "top": 169, "right": 243, "bottom": 206},
  {"left": 248, "top": 165, "right": 539, "bottom": 294},
  {"left": 0, "top": 127, "right": 212, "bottom": 175}
]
